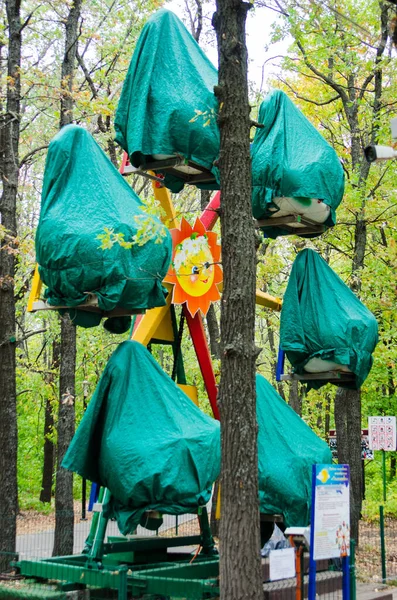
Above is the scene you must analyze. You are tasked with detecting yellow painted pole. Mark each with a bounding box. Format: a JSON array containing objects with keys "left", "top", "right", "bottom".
[
  {"left": 255, "top": 288, "right": 282, "bottom": 312},
  {"left": 27, "top": 265, "right": 43, "bottom": 312},
  {"left": 217, "top": 282, "right": 282, "bottom": 312},
  {"left": 150, "top": 175, "right": 178, "bottom": 228}
]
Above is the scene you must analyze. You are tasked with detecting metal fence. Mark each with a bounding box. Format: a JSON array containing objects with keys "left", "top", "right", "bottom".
[
  {"left": 356, "top": 509, "right": 397, "bottom": 584},
  {"left": 0, "top": 558, "right": 344, "bottom": 600},
  {"left": 0, "top": 502, "right": 348, "bottom": 600},
  {"left": 15, "top": 507, "right": 200, "bottom": 561}
]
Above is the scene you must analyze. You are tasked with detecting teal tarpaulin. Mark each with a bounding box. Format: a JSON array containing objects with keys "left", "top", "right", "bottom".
[
  {"left": 115, "top": 16, "right": 344, "bottom": 235},
  {"left": 62, "top": 341, "right": 220, "bottom": 534},
  {"left": 257, "top": 374, "right": 332, "bottom": 526},
  {"left": 36, "top": 125, "right": 172, "bottom": 328},
  {"left": 114, "top": 9, "right": 220, "bottom": 193},
  {"left": 280, "top": 249, "right": 378, "bottom": 389},
  {"left": 251, "top": 90, "right": 345, "bottom": 238}
]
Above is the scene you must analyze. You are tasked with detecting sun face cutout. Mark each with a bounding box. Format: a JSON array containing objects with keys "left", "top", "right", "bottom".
[
  {"left": 174, "top": 236, "right": 215, "bottom": 297},
  {"left": 164, "top": 217, "right": 222, "bottom": 317}
]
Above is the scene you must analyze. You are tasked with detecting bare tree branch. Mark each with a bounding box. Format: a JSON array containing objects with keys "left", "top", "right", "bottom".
[
  {"left": 295, "top": 39, "right": 348, "bottom": 103},
  {"left": 366, "top": 164, "right": 392, "bottom": 199},
  {"left": 368, "top": 202, "right": 397, "bottom": 223},
  {"left": 76, "top": 50, "right": 97, "bottom": 98},
  {"left": 16, "top": 328, "right": 47, "bottom": 345},
  {"left": 278, "top": 77, "right": 340, "bottom": 106},
  {"left": 19, "top": 144, "right": 48, "bottom": 167}
]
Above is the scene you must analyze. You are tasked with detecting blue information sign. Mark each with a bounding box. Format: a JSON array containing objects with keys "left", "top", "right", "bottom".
[
  {"left": 312, "top": 464, "right": 350, "bottom": 559},
  {"left": 309, "top": 464, "right": 351, "bottom": 600}
]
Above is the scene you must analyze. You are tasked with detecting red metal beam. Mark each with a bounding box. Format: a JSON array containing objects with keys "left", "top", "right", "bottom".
[
  {"left": 183, "top": 306, "right": 220, "bottom": 421},
  {"left": 200, "top": 191, "right": 220, "bottom": 231}
]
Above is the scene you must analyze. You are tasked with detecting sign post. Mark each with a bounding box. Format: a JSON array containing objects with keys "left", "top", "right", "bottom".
[
  {"left": 368, "top": 416, "right": 396, "bottom": 580},
  {"left": 368, "top": 416, "right": 396, "bottom": 502},
  {"left": 309, "top": 464, "right": 350, "bottom": 600}
]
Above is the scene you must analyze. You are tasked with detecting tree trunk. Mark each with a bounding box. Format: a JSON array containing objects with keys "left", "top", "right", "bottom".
[
  {"left": 289, "top": 380, "right": 302, "bottom": 416},
  {"left": 53, "top": 0, "right": 82, "bottom": 556},
  {"left": 206, "top": 305, "right": 221, "bottom": 359},
  {"left": 333, "top": 205, "right": 367, "bottom": 544},
  {"left": 59, "top": 0, "right": 82, "bottom": 129},
  {"left": 332, "top": 6, "right": 389, "bottom": 541},
  {"left": 40, "top": 341, "right": 60, "bottom": 503},
  {"left": 324, "top": 393, "right": 331, "bottom": 440},
  {"left": 316, "top": 401, "right": 323, "bottom": 430},
  {"left": 53, "top": 316, "right": 76, "bottom": 556},
  {"left": 334, "top": 387, "right": 362, "bottom": 544},
  {"left": 332, "top": 218, "right": 366, "bottom": 544},
  {"left": 0, "top": 0, "right": 21, "bottom": 573},
  {"left": 40, "top": 398, "right": 55, "bottom": 503},
  {"left": 213, "top": 1, "right": 263, "bottom": 598}
]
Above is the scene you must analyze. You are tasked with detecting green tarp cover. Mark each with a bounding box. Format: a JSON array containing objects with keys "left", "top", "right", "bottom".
[
  {"left": 36, "top": 125, "right": 172, "bottom": 327},
  {"left": 280, "top": 249, "right": 378, "bottom": 390},
  {"left": 62, "top": 340, "right": 220, "bottom": 534},
  {"left": 251, "top": 90, "right": 345, "bottom": 239},
  {"left": 256, "top": 374, "right": 331, "bottom": 526},
  {"left": 114, "top": 9, "right": 220, "bottom": 193}
]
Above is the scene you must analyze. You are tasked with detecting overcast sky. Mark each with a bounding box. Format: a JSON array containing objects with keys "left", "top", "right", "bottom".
[{"left": 165, "top": 0, "right": 290, "bottom": 92}]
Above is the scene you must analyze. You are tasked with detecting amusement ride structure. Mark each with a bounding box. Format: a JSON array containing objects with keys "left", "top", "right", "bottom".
[{"left": 9, "top": 8, "right": 379, "bottom": 600}]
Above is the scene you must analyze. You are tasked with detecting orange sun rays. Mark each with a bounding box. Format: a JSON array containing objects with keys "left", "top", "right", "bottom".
[{"left": 164, "top": 217, "right": 223, "bottom": 317}]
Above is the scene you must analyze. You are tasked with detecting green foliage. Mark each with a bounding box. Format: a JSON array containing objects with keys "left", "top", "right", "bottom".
[{"left": 96, "top": 197, "right": 168, "bottom": 250}]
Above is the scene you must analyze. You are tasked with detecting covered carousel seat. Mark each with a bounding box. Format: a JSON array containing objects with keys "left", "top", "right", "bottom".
[
  {"left": 280, "top": 249, "right": 378, "bottom": 389},
  {"left": 63, "top": 341, "right": 220, "bottom": 534},
  {"left": 35, "top": 125, "right": 172, "bottom": 328},
  {"left": 251, "top": 90, "right": 345, "bottom": 238},
  {"left": 256, "top": 374, "right": 332, "bottom": 526},
  {"left": 114, "top": 9, "right": 220, "bottom": 194}
]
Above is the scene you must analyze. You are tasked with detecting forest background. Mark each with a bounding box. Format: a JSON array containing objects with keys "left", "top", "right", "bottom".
[{"left": 1, "top": 0, "right": 397, "bottom": 552}]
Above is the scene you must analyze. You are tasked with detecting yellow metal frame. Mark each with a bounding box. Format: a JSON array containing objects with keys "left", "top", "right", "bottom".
[
  {"left": 177, "top": 384, "right": 199, "bottom": 405},
  {"left": 148, "top": 173, "right": 178, "bottom": 228},
  {"left": 132, "top": 285, "right": 173, "bottom": 346}
]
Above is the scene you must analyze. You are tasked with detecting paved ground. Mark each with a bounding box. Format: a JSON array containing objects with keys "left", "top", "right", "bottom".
[{"left": 356, "top": 582, "right": 397, "bottom": 600}]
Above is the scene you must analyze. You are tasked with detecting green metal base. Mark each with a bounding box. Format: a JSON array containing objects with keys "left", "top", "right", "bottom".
[
  {"left": 15, "top": 554, "right": 219, "bottom": 599},
  {"left": 14, "top": 522, "right": 219, "bottom": 599},
  {"left": 14, "top": 490, "right": 219, "bottom": 599}
]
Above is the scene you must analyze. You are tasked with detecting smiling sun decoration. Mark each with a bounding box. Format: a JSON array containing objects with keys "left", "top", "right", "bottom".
[{"left": 164, "top": 217, "right": 223, "bottom": 317}]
